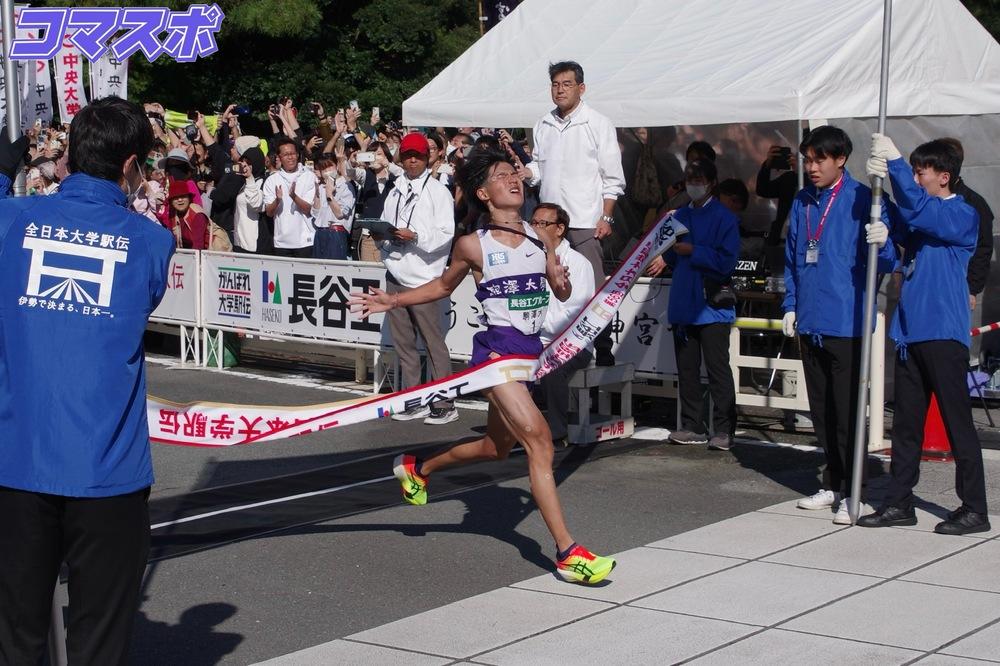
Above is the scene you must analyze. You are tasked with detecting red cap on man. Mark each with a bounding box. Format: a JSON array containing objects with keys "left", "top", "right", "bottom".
[{"left": 399, "top": 133, "right": 430, "bottom": 158}]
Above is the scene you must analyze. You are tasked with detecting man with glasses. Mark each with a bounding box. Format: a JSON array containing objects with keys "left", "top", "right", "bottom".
[
  {"left": 532, "top": 203, "right": 595, "bottom": 443},
  {"left": 527, "top": 61, "right": 625, "bottom": 365},
  {"left": 263, "top": 137, "right": 317, "bottom": 257},
  {"left": 379, "top": 133, "right": 458, "bottom": 425}
]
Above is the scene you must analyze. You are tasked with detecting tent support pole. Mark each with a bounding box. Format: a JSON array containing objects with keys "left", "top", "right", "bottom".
[
  {"left": 797, "top": 120, "right": 804, "bottom": 190},
  {"left": 849, "top": 0, "right": 892, "bottom": 525}
]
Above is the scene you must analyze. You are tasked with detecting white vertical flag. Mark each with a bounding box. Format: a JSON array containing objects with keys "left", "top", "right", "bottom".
[
  {"left": 88, "top": 51, "right": 128, "bottom": 101},
  {"left": 21, "top": 59, "right": 54, "bottom": 128}
]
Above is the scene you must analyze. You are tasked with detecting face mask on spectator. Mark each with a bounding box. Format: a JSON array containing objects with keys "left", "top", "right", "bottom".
[
  {"left": 125, "top": 157, "right": 148, "bottom": 209},
  {"left": 686, "top": 183, "right": 708, "bottom": 201}
]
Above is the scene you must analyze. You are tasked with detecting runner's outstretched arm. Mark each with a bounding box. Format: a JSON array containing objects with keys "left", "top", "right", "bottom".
[{"left": 350, "top": 234, "right": 479, "bottom": 317}]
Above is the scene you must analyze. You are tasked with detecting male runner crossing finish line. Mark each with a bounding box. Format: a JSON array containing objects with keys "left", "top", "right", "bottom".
[{"left": 351, "top": 147, "right": 616, "bottom": 584}]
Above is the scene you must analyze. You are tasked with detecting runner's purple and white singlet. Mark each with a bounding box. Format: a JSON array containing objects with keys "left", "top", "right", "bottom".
[{"left": 470, "top": 223, "right": 549, "bottom": 365}]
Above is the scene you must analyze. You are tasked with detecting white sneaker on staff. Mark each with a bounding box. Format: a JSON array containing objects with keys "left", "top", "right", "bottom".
[{"left": 797, "top": 489, "right": 840, "bottom": 510}]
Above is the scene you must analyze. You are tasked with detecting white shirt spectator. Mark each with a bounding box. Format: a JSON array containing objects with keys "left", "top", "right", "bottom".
[
  {"left": 540, "top": 238, "right": 596, "bottom": 346},
  {"left": 312, "top": 177, "right": 356, "bottom": 232},
  {"left": 233, "top": 176, "right": 264, "bottom": 252},
  {"left": 379, "top": 168, "right": 454, "bottom": 288},
  {"left": 263, "top": 165, "right": 317, "bottom": 249},
  {"left": 528, "top": 101, "right": 625, "bottom": 229}
]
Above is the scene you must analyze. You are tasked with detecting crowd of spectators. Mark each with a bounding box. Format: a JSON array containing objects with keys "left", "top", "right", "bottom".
[{"left": 17, "top": 97, "right": 805, "bottom": 269}]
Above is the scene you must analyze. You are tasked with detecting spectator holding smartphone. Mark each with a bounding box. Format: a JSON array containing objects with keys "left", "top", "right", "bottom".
[
  {"left": 355, "top": 141, "right": 398, "bottom": 262},
  {"left": 231, "top": 142, "right": 267, "bottom": 254},
  {"left": 757, "top": 144, "right": 798, "bottom": 245},
  {"left": 312, "top": 158, "right": 356, "bottom": 260}
]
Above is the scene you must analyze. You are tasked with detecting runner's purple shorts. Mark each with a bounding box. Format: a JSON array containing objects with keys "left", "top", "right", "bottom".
[{"left": 470, "top": 325, "right": 542, "bottom": 367}]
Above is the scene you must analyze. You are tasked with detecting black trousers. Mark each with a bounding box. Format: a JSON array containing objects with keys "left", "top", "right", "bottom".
[
  {"left": 674, "top": 323, "right": 736, "bottom": 435},
  {"left": 273, "top": 245, "right": 314, "bottom": 258},
  {"left": 888, "top": 340, "right": 988, "bottom": 514},
  {"left": 0, "top": 487, "right": 150, "bottom": 666},
  {"left": 800, "top": 336, "right": 865, "bottom": 495}
]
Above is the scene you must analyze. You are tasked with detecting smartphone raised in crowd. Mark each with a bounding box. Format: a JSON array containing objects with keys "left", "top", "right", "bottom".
[{"left": 355, "top": 151, "right": 375, "bottom": 164}]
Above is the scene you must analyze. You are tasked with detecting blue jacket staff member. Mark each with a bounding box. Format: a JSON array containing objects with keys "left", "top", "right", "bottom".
[
  {"left": 0, "top": 98, "right": 175, "bottom": 665},
  {"left": 859, "top": 135, "right": 989, "bottom": 536},
  {"left": 648, "top": 159, "right": 740, "bottom": 451},
  {"left": 782, "top": 125, "right": 896, "bottom": 525}
]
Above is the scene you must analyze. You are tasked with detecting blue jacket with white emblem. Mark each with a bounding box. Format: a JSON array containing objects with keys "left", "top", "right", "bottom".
[{"left": 0, "top": 173, "right": 175, "bottom": 497}]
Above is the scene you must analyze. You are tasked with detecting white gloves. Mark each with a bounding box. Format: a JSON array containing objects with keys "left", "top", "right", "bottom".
[
  {"left": 782, "top": 311, "right": 796, "bottom": 338},
  {"left": 870, "top": 133, "right": 901, "bottom": 161},
  {"left": 867, "top": 133, "right": 900, "bottom": 180},
  {"left": 866, "top": 155, "right": 888, "bottom": 179},
  {"left": 866, "top": 221, "right": 889, "bottom": 247}
]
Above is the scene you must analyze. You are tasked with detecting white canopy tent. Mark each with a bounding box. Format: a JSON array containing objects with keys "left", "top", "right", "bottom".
[
  {"left": 405, "top": 0, "right": 1000, "bottom": 408},
  {"left": 403, "top": 0, "right": 1000, "bottom": 128}
]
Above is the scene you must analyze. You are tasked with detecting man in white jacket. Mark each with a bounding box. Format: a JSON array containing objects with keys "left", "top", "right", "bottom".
[
  {"left": 534, "top": 203, "right": 595, "bottom": 442},
  {"left": 379, "top": 133, "right": 458, "bottom": 425},
  {"left": 263, "top": 137, "right": 317, "bottom": 257},
  {"left": 527, "top": 60, "right": 625, "bottom": 364}
]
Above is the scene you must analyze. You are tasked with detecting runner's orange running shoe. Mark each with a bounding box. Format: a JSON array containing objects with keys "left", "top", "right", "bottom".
[
  {"left": 556, "top": 544, "right": 616, "bottom": 584},
  {"left": 392, "top": 454, "right": 428, "bottom": 505}
]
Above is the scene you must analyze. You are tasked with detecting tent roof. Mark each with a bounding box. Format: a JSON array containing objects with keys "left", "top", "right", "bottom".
[{"left": 403, "top": 0, "right": 1000, "bottom": 128}]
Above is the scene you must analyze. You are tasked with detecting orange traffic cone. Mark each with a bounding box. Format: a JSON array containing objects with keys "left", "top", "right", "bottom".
[{"left": 921, "top": 393, "right": 954, "bottom": 461}]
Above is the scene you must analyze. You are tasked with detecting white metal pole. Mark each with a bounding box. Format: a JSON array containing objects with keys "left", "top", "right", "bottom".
[
  {"left": 2, "top": 0, "right": 24, "bottom": 196},
  {"left": 849, "top": 0, "right": 892, "bottom": 524}
]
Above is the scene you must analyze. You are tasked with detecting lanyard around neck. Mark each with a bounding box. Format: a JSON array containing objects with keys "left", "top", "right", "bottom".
[
  {"left": 806, "top": 176, "right": 845, "bottom": 244},
  {"left": 394, "top": 172, "right": 432, "bottom": 230}
]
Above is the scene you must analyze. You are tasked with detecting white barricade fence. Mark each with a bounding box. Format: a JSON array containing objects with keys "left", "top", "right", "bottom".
[
  {"left": 152, "top": 252, "right": 890, "bottom": 447},
  {"left": 201, "top": 252, "right": 388, "bottom": 347},
  {"left": 607, "top": 277, "right": 677, "bottom": 377},
  {"left": 149, "top": 249, "right": 200, "bottom": 365}
]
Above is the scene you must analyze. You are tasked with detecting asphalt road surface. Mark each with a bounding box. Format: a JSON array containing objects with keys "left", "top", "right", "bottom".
[{"left": 49, "top": 354, "right": 998, "bottom": 665}]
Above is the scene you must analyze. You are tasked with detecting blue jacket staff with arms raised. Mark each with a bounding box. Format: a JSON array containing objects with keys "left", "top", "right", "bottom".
[{"left": 858, "top": 134, "right": 989, "bottom": 536}]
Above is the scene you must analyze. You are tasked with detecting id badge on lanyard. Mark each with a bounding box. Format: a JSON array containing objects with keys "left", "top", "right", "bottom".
[
  {"left": 805, "top": 178, "right": 844, "bottom": 266},
  {"left": 806, "top": 241, "right": 819, "bottom": 265}
]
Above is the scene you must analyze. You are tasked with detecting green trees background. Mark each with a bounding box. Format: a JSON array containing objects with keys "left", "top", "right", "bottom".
[
  {"left": 36, "top": 0, "right": 479, "bottom": 129},
  {"left": 28, "top": 0, "right": 1000, "bottom": 129}
]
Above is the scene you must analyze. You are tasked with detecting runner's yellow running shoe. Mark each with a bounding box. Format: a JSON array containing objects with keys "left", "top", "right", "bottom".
[
  {"left": 393, "top": 454, "right": 428, "bottom": 506},
  {"left": 556, "top": 544, "right": 616, "bottom": 584}
]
